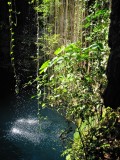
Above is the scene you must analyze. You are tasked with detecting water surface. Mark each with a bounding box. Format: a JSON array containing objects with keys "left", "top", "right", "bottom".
[{"left": 0, "top": 91, "right": 71, "bottom": 160}]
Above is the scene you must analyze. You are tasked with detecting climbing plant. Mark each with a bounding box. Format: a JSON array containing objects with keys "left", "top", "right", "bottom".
[
  {"left": 35, "top": 0, "right": 120, "bottom": 159},
  {"left": 38, "top": 0, "right": 110, "bottom": 118},
  {"left": 8, "top": 0, "right": 20, "bottom": 93}
]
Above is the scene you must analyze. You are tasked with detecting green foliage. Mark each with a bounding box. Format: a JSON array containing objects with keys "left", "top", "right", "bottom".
[
  {"left": 35, "top": 0, "right": 120, "bottom": 159},
  {"left": 39, "top": 40, "right": 106, "bottom": 120},
  {"left": 63, "top": 108, "right": 120, "bottom": 160}
]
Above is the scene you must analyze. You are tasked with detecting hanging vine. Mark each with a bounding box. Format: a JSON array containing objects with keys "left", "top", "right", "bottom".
[
  {"left": 8, "top": 0, "right": 19, "bottom": 94},
  {"left": 35, "top": 0, "right": 41, "bottom": 116}
]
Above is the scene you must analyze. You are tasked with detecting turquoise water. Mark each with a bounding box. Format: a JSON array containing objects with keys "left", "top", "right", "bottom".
[{"left": 0, "top": 92, "right": 73, "bottom": 160}]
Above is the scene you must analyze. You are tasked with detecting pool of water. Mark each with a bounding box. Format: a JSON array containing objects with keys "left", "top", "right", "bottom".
[{"left": 0, "top": 91, "right": 73, "bottom": 160}]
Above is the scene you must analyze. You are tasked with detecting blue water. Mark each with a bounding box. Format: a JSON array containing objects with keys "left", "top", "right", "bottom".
[{"left": 0, "top": 91, "right": 73, "bottom": 160}]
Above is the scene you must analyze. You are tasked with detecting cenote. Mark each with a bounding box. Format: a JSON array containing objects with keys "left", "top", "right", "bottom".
[
  {"left": 0, "top": 1, "right": 74, "bottom": 159},
  {"left": 0, "top": 91, "right": 72, "bottom": 160},
  {"left": 1, "top": 0, "right": 120, "bottom": 159}
]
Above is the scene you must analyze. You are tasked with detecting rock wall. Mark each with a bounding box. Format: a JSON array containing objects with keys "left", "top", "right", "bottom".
[
  {"left": 103, "top": 0, "right": 120, "bottom": 108},
  {"left": 0, "top": 0, "right": 37, "bottom": 100},
  {"left": 0, "top": 0, "right": 15, "bottom": 100}
]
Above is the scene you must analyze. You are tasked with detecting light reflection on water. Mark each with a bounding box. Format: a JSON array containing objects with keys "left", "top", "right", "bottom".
[
  {"left": 7, "top": 114, "right": 69, "bottom": 160},
  {"left": 17, "top": 119, "right": 39, "bottom": 124},
  {"left": 0, "top": 92, "right": 73, "bottom": 160},
  {"left": 9, "top": 118, "right": 49, "bottom": 144},
  {"left": 12, "top": 128, "right": 22, "bottom": 134}
]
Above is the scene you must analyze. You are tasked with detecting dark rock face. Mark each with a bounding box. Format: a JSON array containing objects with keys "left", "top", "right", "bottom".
[
  {"left": 103, "top": 0, "right": 120, "bottom": 108},
  {"left": 0, "top": 0, "right": 15, "bottom": 101},
  {"left": 0, "top": 0, "right": 38, "bottom": 101}
]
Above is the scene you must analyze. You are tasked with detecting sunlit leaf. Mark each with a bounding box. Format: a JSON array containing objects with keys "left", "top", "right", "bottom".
[
  {"left": 39, "top": 60, "right": 50, "bottom": 73},
  {"left": 54, "top": 46, "right": 65, "bottom": 55}
]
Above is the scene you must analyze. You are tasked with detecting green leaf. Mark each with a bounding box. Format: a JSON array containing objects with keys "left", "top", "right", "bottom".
[
  {"left": 74, "top": 131, "right": 80, "bottom": 139},
  {"left": 49, "top": 57, "right": 58, "bottom": 67},
  {"left": 65, "top": 43, "right": 80, "bottom": 53},
  {"left": 89, "top": 43, "right": 98, "bottom": 50},
  {"left": 101, "top": 143, "right": 110, "bottom": 148},
  {"left": 97, "top": 42, "right": 103, "bottom": 49},
  {"left": 31, "top": 95, "right": 36, "bottom": 99},
  {"left": 66, "top": 154, "right": 71, "bottom": 160},
  {"left": 39, "top": 60, "right": 50, "bottom": 74},
  {"left": 7, "top": 2, "right": 11, "bottom": 5},
  {"left": 54, "top": 46, "right": 65, "bottom": 55}
]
